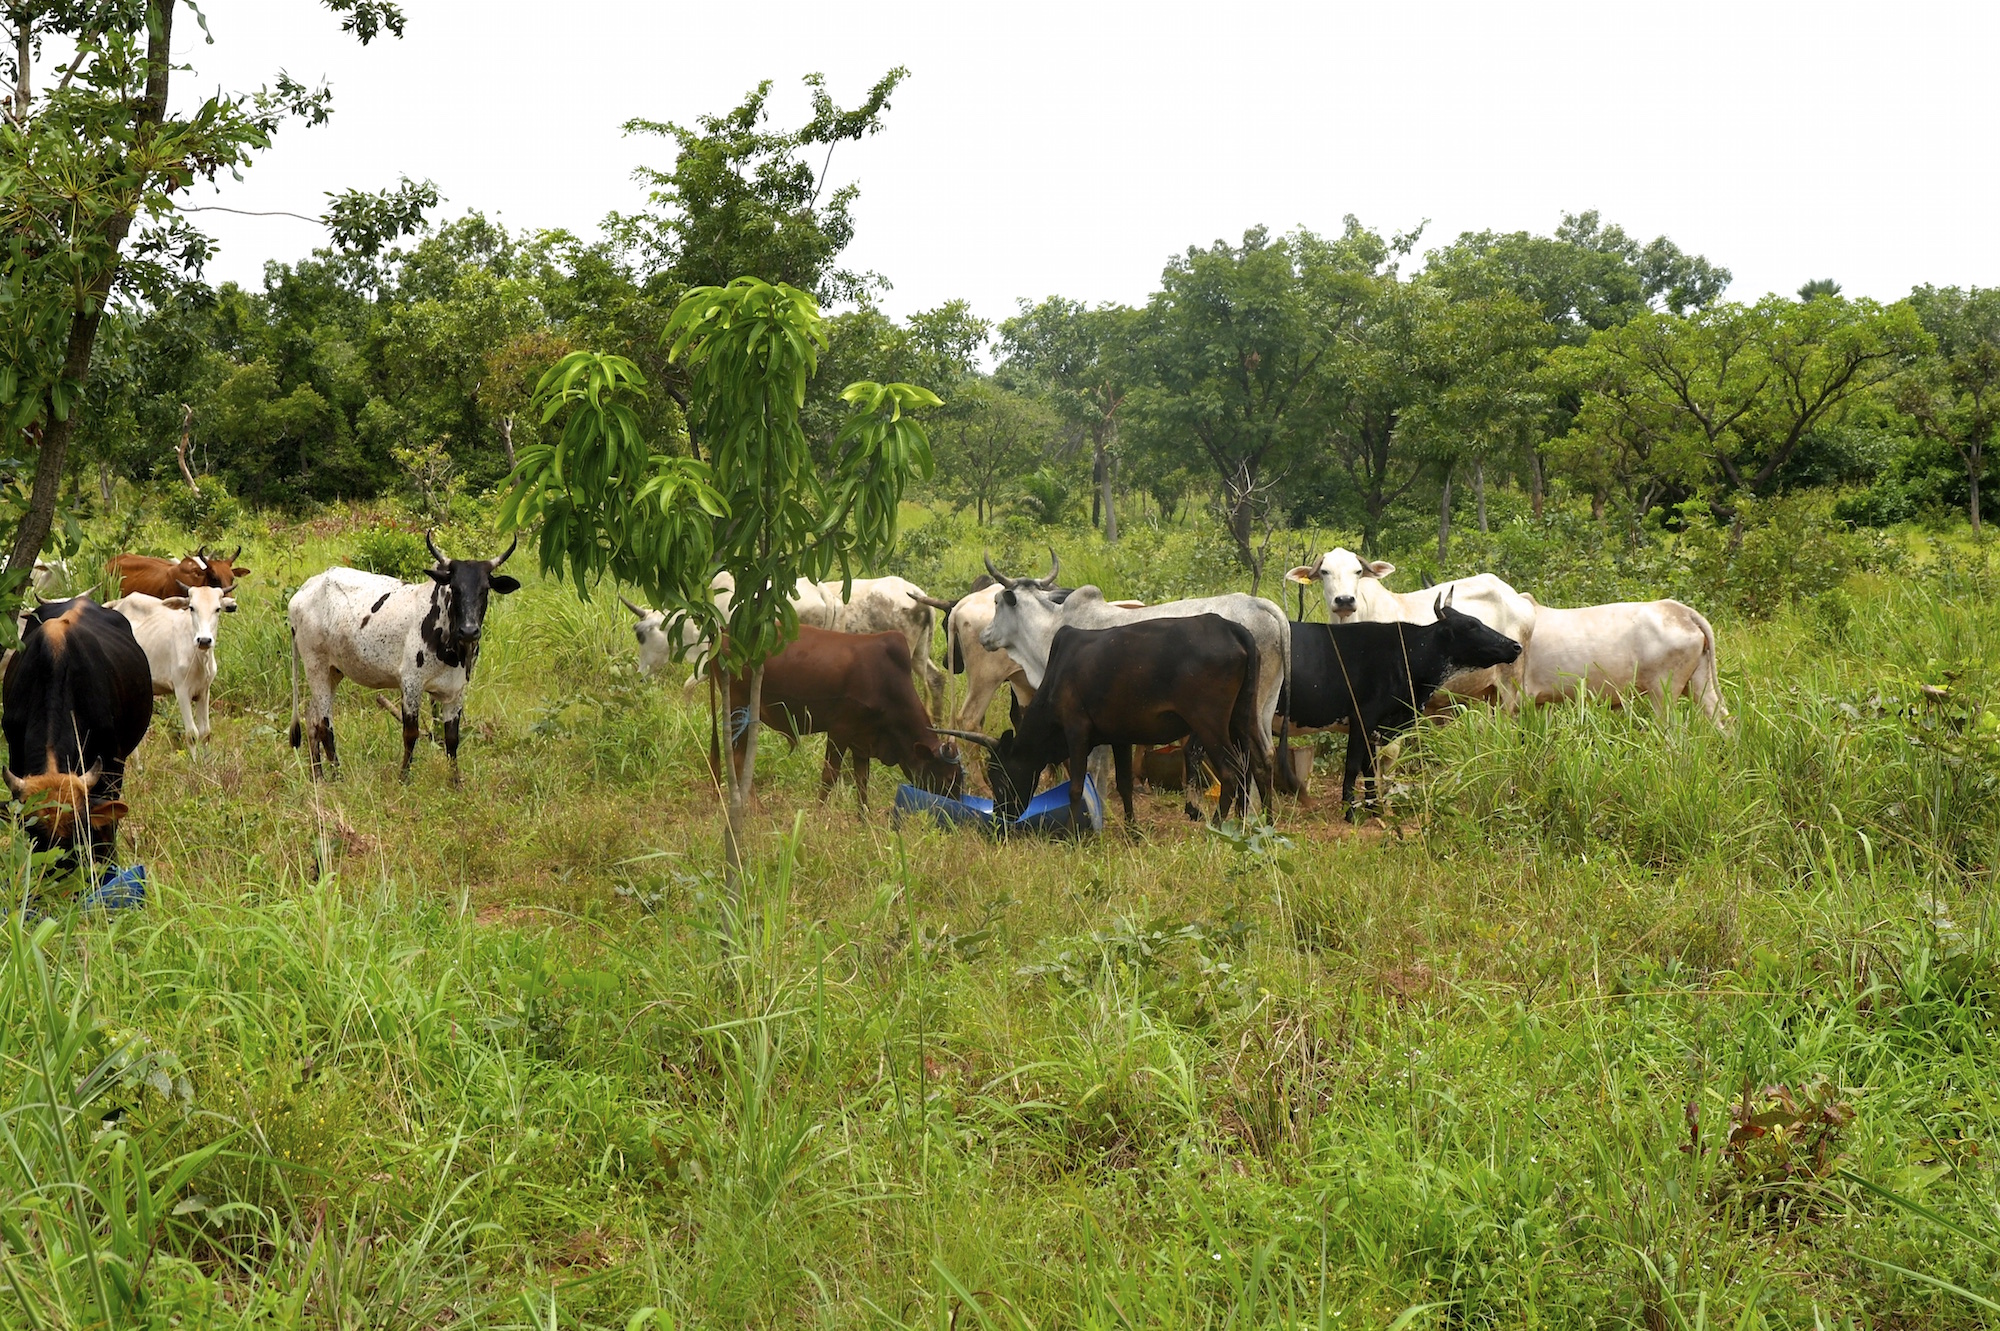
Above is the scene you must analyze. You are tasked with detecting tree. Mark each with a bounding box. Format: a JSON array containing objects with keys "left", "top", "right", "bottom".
[
  {"left": 502, "top": 279, "right": 937, "bottom": 888},
  {"left": 0, "top": 0, "right": 415, "bottom": 577},
  {"left": 609, "top": 70, "right": 908, "bottom": 306},
  {"left": 998, "top": 297, "right": 1137, "bottom": 541},
  {"left": 931, "top": 380, "right": 1054, "bottom": 524},
  {"left": 1901, "top": 286, "right": 2000, "bottom": 534},
  {"left": 1126, "top": 227, "right": 1337, "bottom": 570}
]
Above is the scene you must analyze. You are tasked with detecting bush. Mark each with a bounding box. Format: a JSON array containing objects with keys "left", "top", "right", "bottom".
[
  {"left": 351, "top": 523, "right": 432, "bottom": 581},
  {"left": 158, "top": 478, "right": 242, "bottom": 541}
]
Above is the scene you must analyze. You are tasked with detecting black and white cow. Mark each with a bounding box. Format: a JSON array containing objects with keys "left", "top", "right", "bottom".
[{"left": 287, "top": 531, "right": 520, "bottom": 780}]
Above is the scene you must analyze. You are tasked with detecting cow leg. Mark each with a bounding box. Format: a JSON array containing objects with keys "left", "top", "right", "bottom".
[
  {"left": 818, "top": 742, "right": 844, "bottom": 800},
  {"left": 306, "top": 671, "right": 339, "bottom": 778},
  {"left": 1113, "top": 744, "right": 1136, "bottom": 825},
  {"left": 398, "top": 685, "right": 424, "bottom": 783},
  {"left": 852, "top": 754, "right": 871, "bottom": 813},
  {"left": 193, "top": 682, "right": 212, "bottom": 745},
  {"left": 1182, "top": 739, "right": 1208, "bottom": 822},
  {"left": 438, "top": 694, "right": 465, "bottom": 785},
  {"left": 1066, "top": 732, "right": 1094, "bottom": 836},
  {"left": 1342, "top": 728, "right": 1370, "bottom": 819},
  {"left": 175, "top": 684, "right": 199, "bottom": 750}
]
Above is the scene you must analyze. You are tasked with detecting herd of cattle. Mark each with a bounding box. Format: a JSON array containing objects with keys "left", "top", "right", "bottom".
[{"left": 0, "top": 534, "right": 1727, "bottom": 866}]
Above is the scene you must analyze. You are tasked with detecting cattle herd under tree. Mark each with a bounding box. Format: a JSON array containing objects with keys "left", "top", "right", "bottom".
[{"left": 0, "top": 529, "right": 1735, "bottom": 886}]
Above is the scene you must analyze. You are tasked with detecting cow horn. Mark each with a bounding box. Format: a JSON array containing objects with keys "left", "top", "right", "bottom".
[
  {"left": 3, "top": 771, "right": 21, "bottom": 798},
  {"left": 425, "top": 529, "right": 448, "bottom": 565},
  {"left": 488, "top": 533, "right": 518, "bottom": 571},
  {"left": 911, "top": 594, "right": 956, "bottom": 612},
  {"left": 80, "top": 762, "right": 101, "bottom": 790},
  {"left": 229, "top": 544, "right": 242, "bottom": 562},
  {"left": 934, "top": 727, "right": 1000, "bottom": 751},
  {"left": 619, "top": 595, "right": 649, "bottom": 618},
  {"left": 982, "top": 552, "right": 1015, "bottom": 590},
  {"left": 1046, "top": 546, "right": 1060, "bottom": 586}
]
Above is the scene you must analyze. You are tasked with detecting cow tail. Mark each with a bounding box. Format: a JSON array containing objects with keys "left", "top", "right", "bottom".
[
  {"left": 1691, "top": 609, "right": 1728, "bottom": 727},
  {"left": 1274, "top": 608, "right": 1297, "bottom": 796},
  {"left": 947, "top": 605, "right": 964, "bottom": 675},
  {"left": 287, "top": 624, "right": 302, "bottom": 749},
  {"left": 1228, "top": 622, "right": 1265, "bottom": 813}
]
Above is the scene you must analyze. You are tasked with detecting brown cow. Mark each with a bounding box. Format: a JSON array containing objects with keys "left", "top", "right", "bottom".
[
  {"left": 110, "top": 545, "right": 250, "bottom": 600},
  {"left": 717, "top": 626, "right": 965, "bottom": 809}
]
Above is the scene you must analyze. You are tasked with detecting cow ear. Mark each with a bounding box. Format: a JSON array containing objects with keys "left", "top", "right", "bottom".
[
  {"left": 426, "top": 567, "right": 452, "bottom": 584},
  {"left": 1285, "top": 566, "right": 1319, "bottom": 585},
  {"left": 229, "top": 567, "right": 251, "bottom": 579},
  {"left": 222, "top": 598, "right": 239, "bottom": 613},
  {"left": 162, "top": 597, "right": 190, "bottom": 610},
  {"left": 1366, "top": 561, "right": 1395, "bottom": 579},
  {"left": 489, "top": 575, "right": 521, "bottom": 595},
  {"left": 87, "top": 800, "right": 129, "bottom": 828}
]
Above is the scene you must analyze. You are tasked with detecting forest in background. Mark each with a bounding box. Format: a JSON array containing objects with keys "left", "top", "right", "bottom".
[{"left": 34, "top": 69, "right": 1998, "bottom": 606}]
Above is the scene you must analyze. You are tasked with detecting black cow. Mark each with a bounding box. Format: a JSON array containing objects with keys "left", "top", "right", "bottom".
[
  {"left": 3, "top": 597, "right": 153, "bottom": 860},
  {"left": 942, "top": 613, "right": 1272, "bottom": 829},
  {"left": 1278, "top": 597, "right": 1522, "bottom": 812}
]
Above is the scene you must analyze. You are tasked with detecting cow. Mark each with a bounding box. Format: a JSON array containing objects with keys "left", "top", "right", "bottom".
[
  {"left": 1515, "top": 597, "right": 1726, "bottom": 725},
  {"left": 976, "top": 555, "right": 1290, "bottom": 794},
  {"left": 626, "top": 571, "right": 948, "bottom": 715},
  {"left": 287, "top": 531, "right": 520, "bottom": 780},
  {"left": 3, "top": 597, "right": 152, "bottom": 862},
  {"left": 1287, "top": 548, "right": 1535, "bottom": 706},
  {"left": 111, "top": 544, "right": 250, "bottom": 600},
  {"left": 941, "top": 614, "right": 1272, "bottom": 831},
  {"left": 1278, "top": 596, "right": 1523, "bottom": 813},
  {"left": 715, "top": 625, "right": 964, "bottom": 809},
  {"left": 915, "top": 554, "right": 1071, "bottom": 734},
  {"left": 112, "top": 585, "right": 233, "bottom": 747}
]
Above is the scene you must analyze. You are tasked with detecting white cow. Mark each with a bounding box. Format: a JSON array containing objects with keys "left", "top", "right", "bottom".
[
  {"left": 976, "top": 559, "right": 1290, "bottom": 779},
  {"left": 112, "top": 586, "right": 233, "bottom": 745},
  {"left": 1516, "top": 597, "right": 1727, "bottom": 725},
  {"left": 626, "top": 571, "right": 947, "bottom": 715},
  {"left": 287, "top": 533, "right": 520, "bottom": 779},
  {"left": 1287, "top": 548, "right": 1536, "bottom": 705}
]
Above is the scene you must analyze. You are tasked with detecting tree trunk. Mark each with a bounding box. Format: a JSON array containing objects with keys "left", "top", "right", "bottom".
[
  {"left": 1590, "top": 486, "right": 1605, "bottom": 523},
  {"left": 499, "top": 415, "right": 515, "bottom": 470},
  {"left": 1100, "top": 439, "right": 1118, "bottom": 543},
  {"left": 1474, "top": 459, "right": 1488, "bottom": 533},
  {"left": 722, "top": 660, "right": 765, "bottom": 909},
  {"left": 1436, "top": 464, "right": 1453, "bottom": 564},
  {"left": 1530, "top": 449, "right": 1544, "bottom": 521},
  {"left": 6, "top": 1, "right": 170, "bottom": 577},
  {"left": 97, "top": 459, "right": 113, "bottom": 508},
  {"left": 1970, "top": 444, "right": 1983, "bottom": 537},
  {"left": 11, "top": 15, "right": 29, "bottom": 123},
  {"left": 174, "top": 403, "right": 199, "bottom": 492}
]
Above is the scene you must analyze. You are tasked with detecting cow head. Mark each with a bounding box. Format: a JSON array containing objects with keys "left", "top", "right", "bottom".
[
  {"left": 977, "top": 550, "right": 1066, "bottom": 687},
  {"left": 620, "top": 596, "right": 680, "bottom": 676},
  {"left": 936, "top": 726, "right": 1043, "bottom": 821},
  {"left": 1288, "top": 548, "right": 1393, "bottom": 620},
  {"left": 5, "top": 762, "right": 128, "bottom": 854},
  {"left": 907, "top": 735, "right": 967, "bottom": 799},
  {"left": 423, "top": 530, "right": 521, "bottom": 657},
  {"left": 181, "top": 545, "right": 250, "bottom": 592},
  {"left": 1432, "top": 594, "right": 1522, "bottom": 670},
  {"left": 162, "top": 582, "right": 229, "bottom": 652}
]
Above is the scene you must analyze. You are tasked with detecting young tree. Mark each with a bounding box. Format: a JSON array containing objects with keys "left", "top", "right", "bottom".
[
  {"left": 998, "top": 297, "right": 1136, "bottom": 541},
  {"left": 1901, "top": 286, "right": 2000, "bottom": 534},
  {"left": 931, "top": 380, "right": 1054, "bottom": 524},
  {"left": 0, "top": 0, "right": 415, "bottom": 574},
  {"left": 502, "top": 279, "right": 937, "bottom": 885}
]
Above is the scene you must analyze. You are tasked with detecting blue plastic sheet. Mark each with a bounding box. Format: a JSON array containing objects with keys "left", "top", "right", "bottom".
[
  {"left": 893, "top": 777, "right": 1105, "bottom": 836},
  {"left": 86, "top": 863, "right": 147, "bottom": 912}
]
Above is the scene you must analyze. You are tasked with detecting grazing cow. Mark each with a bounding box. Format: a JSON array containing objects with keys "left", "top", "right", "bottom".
[
  {"left": 1287, "top": 548, "right": 1535, "bottom": 705},
  {"left": 629, "top": 571, "right": 948, "bottom": 714},
  {"left": 287, "top": 531, "right": 520, "bottom": 780},
  {"left": 942, "top": 614, "right": 1272, "bottom": 829},
  {"left": 977, "top": 556, "right": 1290, "bottom": 787},
  {"left": 113, "top": 585, "right": 233, "bottom": 746},
  {"left": 3, "top": 597, "right": 152, "bottom": 860},
  {"left": 717, "top": 625, "right": 964, "bottom": 808},
  {"left": 1515, "top": 597, "right": 1726, "bottom": 725},
  {"left": 111, "top": 545, "right": 250, "bottom": 599},
  {"left": 1279, "top": 598, "right": 1523, "bottom": 812}
]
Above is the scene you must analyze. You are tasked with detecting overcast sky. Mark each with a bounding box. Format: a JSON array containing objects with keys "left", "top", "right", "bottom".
[{"left": 178, "top": 0, "right": 2000, "bottom": 324}]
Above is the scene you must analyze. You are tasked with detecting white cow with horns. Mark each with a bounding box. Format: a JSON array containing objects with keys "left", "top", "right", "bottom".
[
  {"left": 1287, "top": 548, "right": 1537, "bottom": 706},
  {"left": 287, "top": 530, "right": 521, "bottom": 780},
  {"left": 112, "top": 585, "right": 234, "bottom": 746},
  {"left": 623, "top": 572, "right": 948, "bottom": 715}
]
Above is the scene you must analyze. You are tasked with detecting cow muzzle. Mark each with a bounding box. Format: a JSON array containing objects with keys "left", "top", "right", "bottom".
[
  {"left": 1333, "top": 597, "right": 1357, "bottom": 616},
  {"left": 195, "top": 637, "right": 213, "bottom": 650}
]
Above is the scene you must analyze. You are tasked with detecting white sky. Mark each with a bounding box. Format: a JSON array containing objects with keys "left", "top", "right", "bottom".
[{"left": 178, "top": 0, "right": 2000, "bottom": 325}]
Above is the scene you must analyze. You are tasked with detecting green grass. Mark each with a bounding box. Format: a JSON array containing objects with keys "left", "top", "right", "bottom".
[{"left": 4, "top": 506, "right": 2000, "bottom": 1327}]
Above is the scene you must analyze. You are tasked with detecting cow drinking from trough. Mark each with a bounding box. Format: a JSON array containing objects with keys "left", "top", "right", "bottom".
[
  {"left": 714, "top": 625, "right": 964, "bottom": 809},
  {"left": 113, "top": 584, "right": 233, "bottom": 747},
  {"left": 1279, "top": 596, "right": 1522, "bottom": 813},
  {"left": 1287, "top": 548, "right": 1534, "bottom": 706},
  {"left": 287, "top": 531, "right": 520, "bottom": 780},
  {"left": 942, "top": 614, "right": 1272, "bottom": 830},
  {"left": 3, "top": 597, "right": 152, "bottom": 862}
]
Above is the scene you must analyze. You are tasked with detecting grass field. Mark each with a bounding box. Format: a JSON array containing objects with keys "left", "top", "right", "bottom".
[{"left": 5, "top": 506, "right": 2000, "bottom": 1329}]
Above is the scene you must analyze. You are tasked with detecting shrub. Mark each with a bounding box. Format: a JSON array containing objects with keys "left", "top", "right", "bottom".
[
  {"left": 158, "top": 478, "right": 242, "bottom": 541},
  {"left": 351, "top": 523, "right": 431, "bottom": 581}
]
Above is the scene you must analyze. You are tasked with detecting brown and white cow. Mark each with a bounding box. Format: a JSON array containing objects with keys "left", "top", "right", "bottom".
[
  {"left": 1515, "top": 597, "right": 1726, "bottom": 725},
  {"left": 111, "top": 545, "right": 250, "bottom": 600}
]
